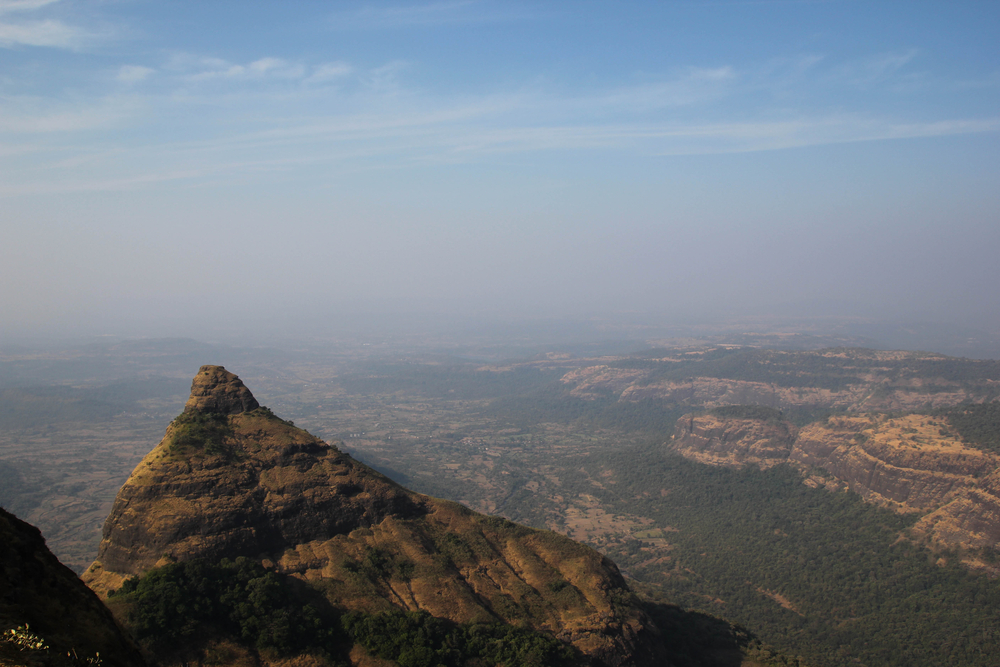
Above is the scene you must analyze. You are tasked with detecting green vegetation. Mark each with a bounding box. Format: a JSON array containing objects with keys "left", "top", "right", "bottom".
[
  {"left": 110, "top": 557, "right": 342, "bottom": 657},
  {"left": 478, "top": 514, "right": 533, "bottom": 538},
  {"left": 935, "top": 401, "right": 1000, "bottom": 452},
  {"left": 343, "top": 547, "right": 415, "bottom": 583},
  {"left": 1, "top": 624, "right": 103, "bottom": 667},
  {"left": 246, "top": 405, "right": 298, "bottom": 427},
  {"left": 488, "top": 389, "right": 688, "bottom": 435},
  {"left": 167, "top": 411, "right": 233, "bottom": 455},
  {"left": 586, "top": 446, "right": 1000, "bottom": 667},
  {"left": 641, "top": 603, "right": 806, "bottom": 667},
  {"left": 704, "top": 404, "right": 843, "bottom": 428},
  {"left": 342, "top": 610, "right": 576, "bottom": 667},
  {"left": 709, "top": 405, "right": 786, "bottom": 423},
  {"left": 110, "top": 557, "right": 582, "bottom": 667}
]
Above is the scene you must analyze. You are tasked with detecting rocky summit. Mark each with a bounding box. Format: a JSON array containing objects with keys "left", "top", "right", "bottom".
[
  {"left": 83, "top": 366, "right": 666, "bottom": 666},
  {"left": 183, "top": 364, "right": 260, "bottom": 415}
]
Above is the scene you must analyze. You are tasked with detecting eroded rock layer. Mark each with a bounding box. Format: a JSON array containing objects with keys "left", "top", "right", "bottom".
[{"left": 671, "top": 411, "right": 1000, "bottom": 565}]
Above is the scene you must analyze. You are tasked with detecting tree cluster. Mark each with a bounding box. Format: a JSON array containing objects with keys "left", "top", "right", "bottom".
[{"left": 342, "top": 610, "right": 576, "bottom": 667}]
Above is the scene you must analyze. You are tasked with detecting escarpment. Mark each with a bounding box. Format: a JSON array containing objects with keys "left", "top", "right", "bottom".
[
  {"left": 84, "top": 366, "right": 666, "bottom": 666},
  {"left": 671, "top": 413, "right": 797, "bottom": 468},
  {"left": 560, "top": 348, "right": 999, "bottom": 412},
  {"left": 671, "top": 409, "right": 1000, "bottom": 565}
]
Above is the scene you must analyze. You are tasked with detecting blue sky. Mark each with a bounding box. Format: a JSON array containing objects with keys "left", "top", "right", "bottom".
[{"left": 2, "top": 1, "right": 999, "bottom": 341}]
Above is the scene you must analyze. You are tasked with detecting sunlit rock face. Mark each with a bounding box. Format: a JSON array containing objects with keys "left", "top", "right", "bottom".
[
  {"left": 671, "top": 413, "right": 797, "bottom": 468},
  {"left": 183, "top": 365, "right": 259, "bottom": 415}
]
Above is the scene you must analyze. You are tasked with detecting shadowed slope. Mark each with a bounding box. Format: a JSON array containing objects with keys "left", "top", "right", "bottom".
[{"left": 0, "top": 508, "right": 145, "bottom": 667}]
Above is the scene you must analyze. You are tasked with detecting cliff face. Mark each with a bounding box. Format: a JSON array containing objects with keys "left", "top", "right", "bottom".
[
  {"left": 671, "top": 412, "right": 1000, "bottom": 565},
  {"left": 182, "top": 365, "right": 260, "bottom": 414},
  {"left": 914, "top": 469, "right": 1000, "bottom": 556},
  {"left": 792, "top": 415, "right": 995, "bottom": 514},
  {"left": 671, "top": 414, "right": 797, "bottom": 469},
  {"left": 0, "top": 508, "right": 144, "bottom": 667},
  {"left": 84, "top": 366, "right": 664, "bottom": 666}
]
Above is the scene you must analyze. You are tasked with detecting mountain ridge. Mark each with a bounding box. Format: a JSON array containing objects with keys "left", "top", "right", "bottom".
[{"left": 83, "top": 365, "right": 667, "bottom": 666}]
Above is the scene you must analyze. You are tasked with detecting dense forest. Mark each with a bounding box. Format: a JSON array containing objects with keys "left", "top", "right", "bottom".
[
  {"left": 109, "top": 557, "right": 582, "bottom": 667},
  {"left": 936, "top": 401, "right": 1000, "bottom": 452},
  {"left": 574, "top": 447, "right": 1000, "bottom": 667}
]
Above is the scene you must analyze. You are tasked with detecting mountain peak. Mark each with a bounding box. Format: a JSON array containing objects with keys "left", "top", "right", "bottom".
[
  {"left": 183, "top": 364, "right": 259, "bottom": 415},
  {"left": 84, "top": 366, "right": 667, "bottom": 665}
]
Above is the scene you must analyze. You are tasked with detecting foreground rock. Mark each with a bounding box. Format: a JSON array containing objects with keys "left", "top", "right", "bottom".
[
  {"left": 84, "top": 366, "right": 666, "bottom": 666},
  {"left": 0, "top": 508, "right": 144, "bottom": 667}
]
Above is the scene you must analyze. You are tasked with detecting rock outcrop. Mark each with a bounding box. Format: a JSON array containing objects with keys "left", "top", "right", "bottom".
[
  {"left": 670, "top": 411, "right": 1000, "bottom": 567},
  {"left": 671, "top": 414, "right": 797, "bottom": 469},
  {"left": 912, "top": 469, "right": 1000, "bottom": 567},
  {"left": 182, "top": 365, "right": 259, "bottom": 414},
  {"left": 84, "top": 366, "right": 666, "bottom": 666},
  {"left": 0, "top": 508, "right": 144, "bottom": 667}
]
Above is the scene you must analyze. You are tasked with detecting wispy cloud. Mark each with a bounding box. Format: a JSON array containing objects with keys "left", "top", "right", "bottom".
[
  {"left": 0, "top": 95, "right": 138, "bottom": 132},
  {"left": 306, "top": 62, "right": 353, "bottom": 84},
  {"left": 0, "top": 0, "right": 99, "bottom": 49},
  {"left": 834, "top": 49, "right": 920, "bottom": 86},
  {"left": 0, "top": 17, "right": 84, "bottom": 47},
  {"left": 0, "top": 0, "right": 60, "bottom": 14},
  {"left": 166, "top": 53, "right": 312, "bottom": 82},
  {"left": 117, "top": 65, "right": 154, "bottom": 84},
  {"left": 2, "top": 45, "right": 997, "bottom": 196},
  {"left": 4, "top": 107, "right": 997, "bottom": 198},
  {"left": 578, "top": 66, "right": 738, "bottom": 113},
  {"left": 161, "top": 52, "right": 398, "bottom": 94},
  {"left": 238, "top": 110, "right": 999, "bottom": 158},
  {"left": 330, "top": 0, "right": 536, "bottom": 29}
]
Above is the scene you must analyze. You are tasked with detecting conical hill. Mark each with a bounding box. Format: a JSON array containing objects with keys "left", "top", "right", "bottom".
[{"left": 83, "top": 366, "right": 666, "bottom": 666}]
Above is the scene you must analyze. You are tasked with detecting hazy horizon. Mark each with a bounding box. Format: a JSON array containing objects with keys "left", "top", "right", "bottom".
[{"left": 3, "top": 1, "right": 998, "bottom": 351}]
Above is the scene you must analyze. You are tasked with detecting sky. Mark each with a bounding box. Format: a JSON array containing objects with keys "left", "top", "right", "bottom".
[{"left": 2, "top": 0, "right": 999, "bottom": 344}]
